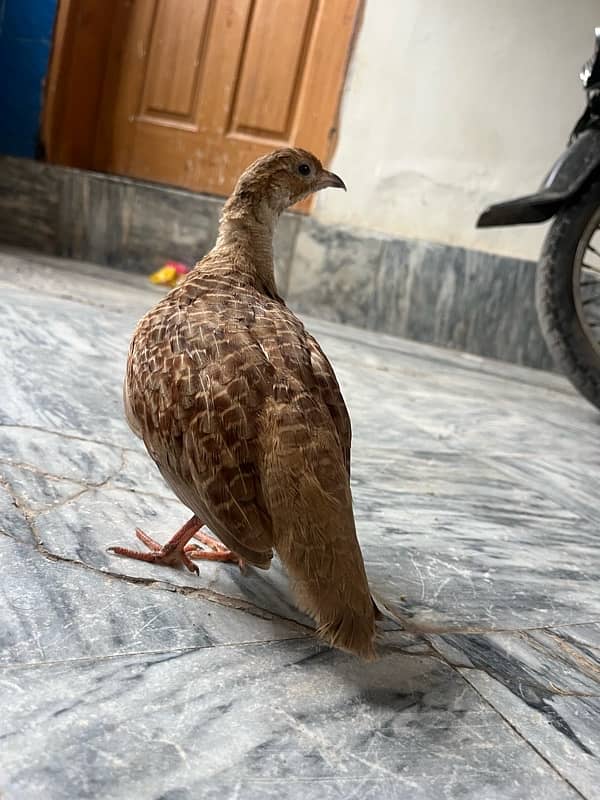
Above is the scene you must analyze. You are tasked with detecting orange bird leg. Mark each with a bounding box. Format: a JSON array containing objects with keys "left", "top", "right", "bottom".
[
  {"left": 108, "top": 515, "right": 205, "bottom": 574},
  {"left": 185, "top": 530, "right": 246, "bottom": 571}
]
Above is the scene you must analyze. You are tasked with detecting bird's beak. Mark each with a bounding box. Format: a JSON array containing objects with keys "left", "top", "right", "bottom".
[{"left": 317, "top": 170, "right": 347, "bottom": 191}]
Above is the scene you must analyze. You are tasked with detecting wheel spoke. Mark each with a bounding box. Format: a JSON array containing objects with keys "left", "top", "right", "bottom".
[
  {"left": 562, "top": 209, "right": 600, "bottom": 362},
  {"left": 582, "top": 296, "right": 600, "bottom": 306},
  {"left": 581, "top": 261, "right": 600, "bottom": 273},
  {"left": 587, "top": 242, "right": 600, "bottom": 258}
]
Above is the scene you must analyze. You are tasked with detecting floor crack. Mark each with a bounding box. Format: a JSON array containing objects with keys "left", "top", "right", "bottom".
[
  {"left": 5, "top": 495, "right": 314, "bottom": 635},
  {"left": 0, "top": 461, "right": 311, "bottom": 634},
  {"left": 0, "top": 422, "right": 141, "bottom": 455}
]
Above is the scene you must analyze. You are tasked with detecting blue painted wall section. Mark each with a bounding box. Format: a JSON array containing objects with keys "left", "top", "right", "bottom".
[{"left": 0, "top": 0, "right": 58, "bottom": 157}]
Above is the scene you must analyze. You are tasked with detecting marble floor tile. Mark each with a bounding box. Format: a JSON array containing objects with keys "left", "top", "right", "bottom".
[
  {"left": 30, "top": 481, "right": 308, "bottom": 625},
  {"left": 0, "top": 461, "right": 84, "bottom": 513},
  {"left": 0, "top": 534, "right": 306, "bottom": 666},
  {"left": 0, "top": 247, "right": 163, "bottom": 314},
  {"left": 351, "top": 450, "right": 598, "bottom": 632},
  {"left": 427, "top": 625, "right": 600, "bottom": 796},
  {"left": 0, "top": 641, "right": 583, "bottom": 800},
  {"left": 461, "top": 669, "right": 600, "bottom": 799},
  {"left": 0, "top": 424, "right": 123, "bottom": 484},
  {"left": 0, "top": 481, "right": 33, "bottom": 544},
  {"left": 491, "top": 453, "right": 600, "bottom": 525},
  {"left": 1, "top": 248, "right": 599, "bottom": 799},
  {"left": 7, "top": 443, "right": 596, "bottom": 637},
  {"left": 307, "top": 316, "right": 573, "bottom": 398},
  {"left": 430, "top": 624, "right": 600, "bottom": 695},
  {"left": 391, "top": 393, "right": 600, "bottom": 460},
  {"left": 0, "top": 288, "right": 132, "bottom": 448}
]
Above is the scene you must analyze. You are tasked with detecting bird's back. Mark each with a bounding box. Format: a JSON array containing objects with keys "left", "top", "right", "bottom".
[{"left": 125, "top": 258, "right": 376, "bottom": 657}]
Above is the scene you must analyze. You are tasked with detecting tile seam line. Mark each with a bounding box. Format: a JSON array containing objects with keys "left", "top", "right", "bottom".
[
  {"left": 422, "top": 636, "right": 600, "bottom": 698},
  {"left": 0, "top": 635, "right": 315, "bottom": 671},
  {"left": 456, "top": 665, "right": 591, "bottom": 800}
]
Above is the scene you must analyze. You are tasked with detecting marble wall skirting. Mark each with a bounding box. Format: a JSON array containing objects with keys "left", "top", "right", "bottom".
[{"left": 0, "top": 155, "right": 553, "bottom": 370}]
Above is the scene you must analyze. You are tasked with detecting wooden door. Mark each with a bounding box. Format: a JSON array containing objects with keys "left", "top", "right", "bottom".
[{"left": 92, "top": 0, "right": 361, "bottom": 204}]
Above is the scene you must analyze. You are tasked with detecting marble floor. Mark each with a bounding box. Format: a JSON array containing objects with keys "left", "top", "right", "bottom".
[{"left": 0, "top": 247, "right": 599, "bottom": 800}]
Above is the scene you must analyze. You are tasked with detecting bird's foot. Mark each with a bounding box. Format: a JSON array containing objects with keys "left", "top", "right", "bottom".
[
  {"left": 108, "top": 516, "right": 204, "bottom": 574},
  {"left": 185, "top": 530, "right": 246, "bottom": 572}
]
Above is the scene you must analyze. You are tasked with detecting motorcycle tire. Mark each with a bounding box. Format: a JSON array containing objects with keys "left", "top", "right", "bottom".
[{"left": 536, "top": 179, "right": 600, "bottom": 411}]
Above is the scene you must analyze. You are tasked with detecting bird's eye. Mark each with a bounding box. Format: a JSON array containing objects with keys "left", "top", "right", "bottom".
[{"left": 298, "top": 163, "right": 311, "bottom": 176}]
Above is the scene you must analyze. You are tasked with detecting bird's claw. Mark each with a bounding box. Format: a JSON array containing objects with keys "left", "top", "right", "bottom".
[
  {"left": 108, "top": 524, "right": 201, "bottom": 574},
  {"left": 108, "top": 539, "right": 200, "bottom": 574},
  {"left": 107, "top": 519, "right": 244, "bottom": 574},
  {"left": 185, "top": 531, "right": 246, "bottom": 571}
]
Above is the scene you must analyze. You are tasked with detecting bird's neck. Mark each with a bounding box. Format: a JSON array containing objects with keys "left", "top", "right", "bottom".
[{"left": 213, "top": 195, "right": 281, "bottom": 299}]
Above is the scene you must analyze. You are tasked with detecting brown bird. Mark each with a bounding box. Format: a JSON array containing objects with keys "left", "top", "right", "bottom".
[{"left": 110, "top": 148, "right": 377, "bottom": 658}]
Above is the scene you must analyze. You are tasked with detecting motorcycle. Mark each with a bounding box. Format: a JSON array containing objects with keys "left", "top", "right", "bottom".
[{"left": 477, "top": 28, "right": 600, "bottom": 411}]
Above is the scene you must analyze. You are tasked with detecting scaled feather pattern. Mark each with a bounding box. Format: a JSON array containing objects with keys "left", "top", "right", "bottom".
[{"left": 122, "top": 148, "right": 377, "bottom": 658}]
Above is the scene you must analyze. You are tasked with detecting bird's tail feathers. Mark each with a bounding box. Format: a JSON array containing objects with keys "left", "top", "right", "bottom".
[{"left": 261, "top": 414, "right": 376, "bottom": 659}]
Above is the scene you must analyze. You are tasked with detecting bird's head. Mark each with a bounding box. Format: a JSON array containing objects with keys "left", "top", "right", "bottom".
[{"left": 230, "top": 147, "right": 346, "bottom": 216}]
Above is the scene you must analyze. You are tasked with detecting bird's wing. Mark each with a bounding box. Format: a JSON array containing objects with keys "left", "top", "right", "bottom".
[
  {"left": 126, "top": 295, "right": 277, "bottom": 567},
  {"left": 253, "top": 314, "right": 375, "bottom": 658},
  {"left": 303, "top": 333, "right": 352, "bottom": 476},
  {"left": 230, "top": 304, "right": 352, "bottom": 474}
]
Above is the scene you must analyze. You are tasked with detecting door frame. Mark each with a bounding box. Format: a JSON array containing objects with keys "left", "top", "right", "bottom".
[
  {"left": 42, "top": 0, "right": 127, "bottom": 167},
  {"left": 42, "top": 0, "right": 363, "bottom": 200}
]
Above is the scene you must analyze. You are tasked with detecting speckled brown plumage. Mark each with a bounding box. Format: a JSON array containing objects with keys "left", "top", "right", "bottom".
[{"left": 115, "top": 148, "right": 377, "bottom": 658}]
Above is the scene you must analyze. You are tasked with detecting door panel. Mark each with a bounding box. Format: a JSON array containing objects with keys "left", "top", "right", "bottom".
[
  {"left": 231, "top": 0, "right": 316, "bottom": 140},
  {"left": 141, "top": 0, "right": 213, "bottom": 123},
  {"left": 93, "top": 0, "right": 360, "bottom": 206}
]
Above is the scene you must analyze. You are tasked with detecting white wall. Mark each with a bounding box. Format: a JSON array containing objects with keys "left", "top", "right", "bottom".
[{"left": 315, "top": 0, "right": 599, "bottom": 260}]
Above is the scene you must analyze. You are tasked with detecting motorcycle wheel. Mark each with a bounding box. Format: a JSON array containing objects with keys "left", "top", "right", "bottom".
[{"left": 536, "top": 179, "right": 600, "bottom": 411}]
